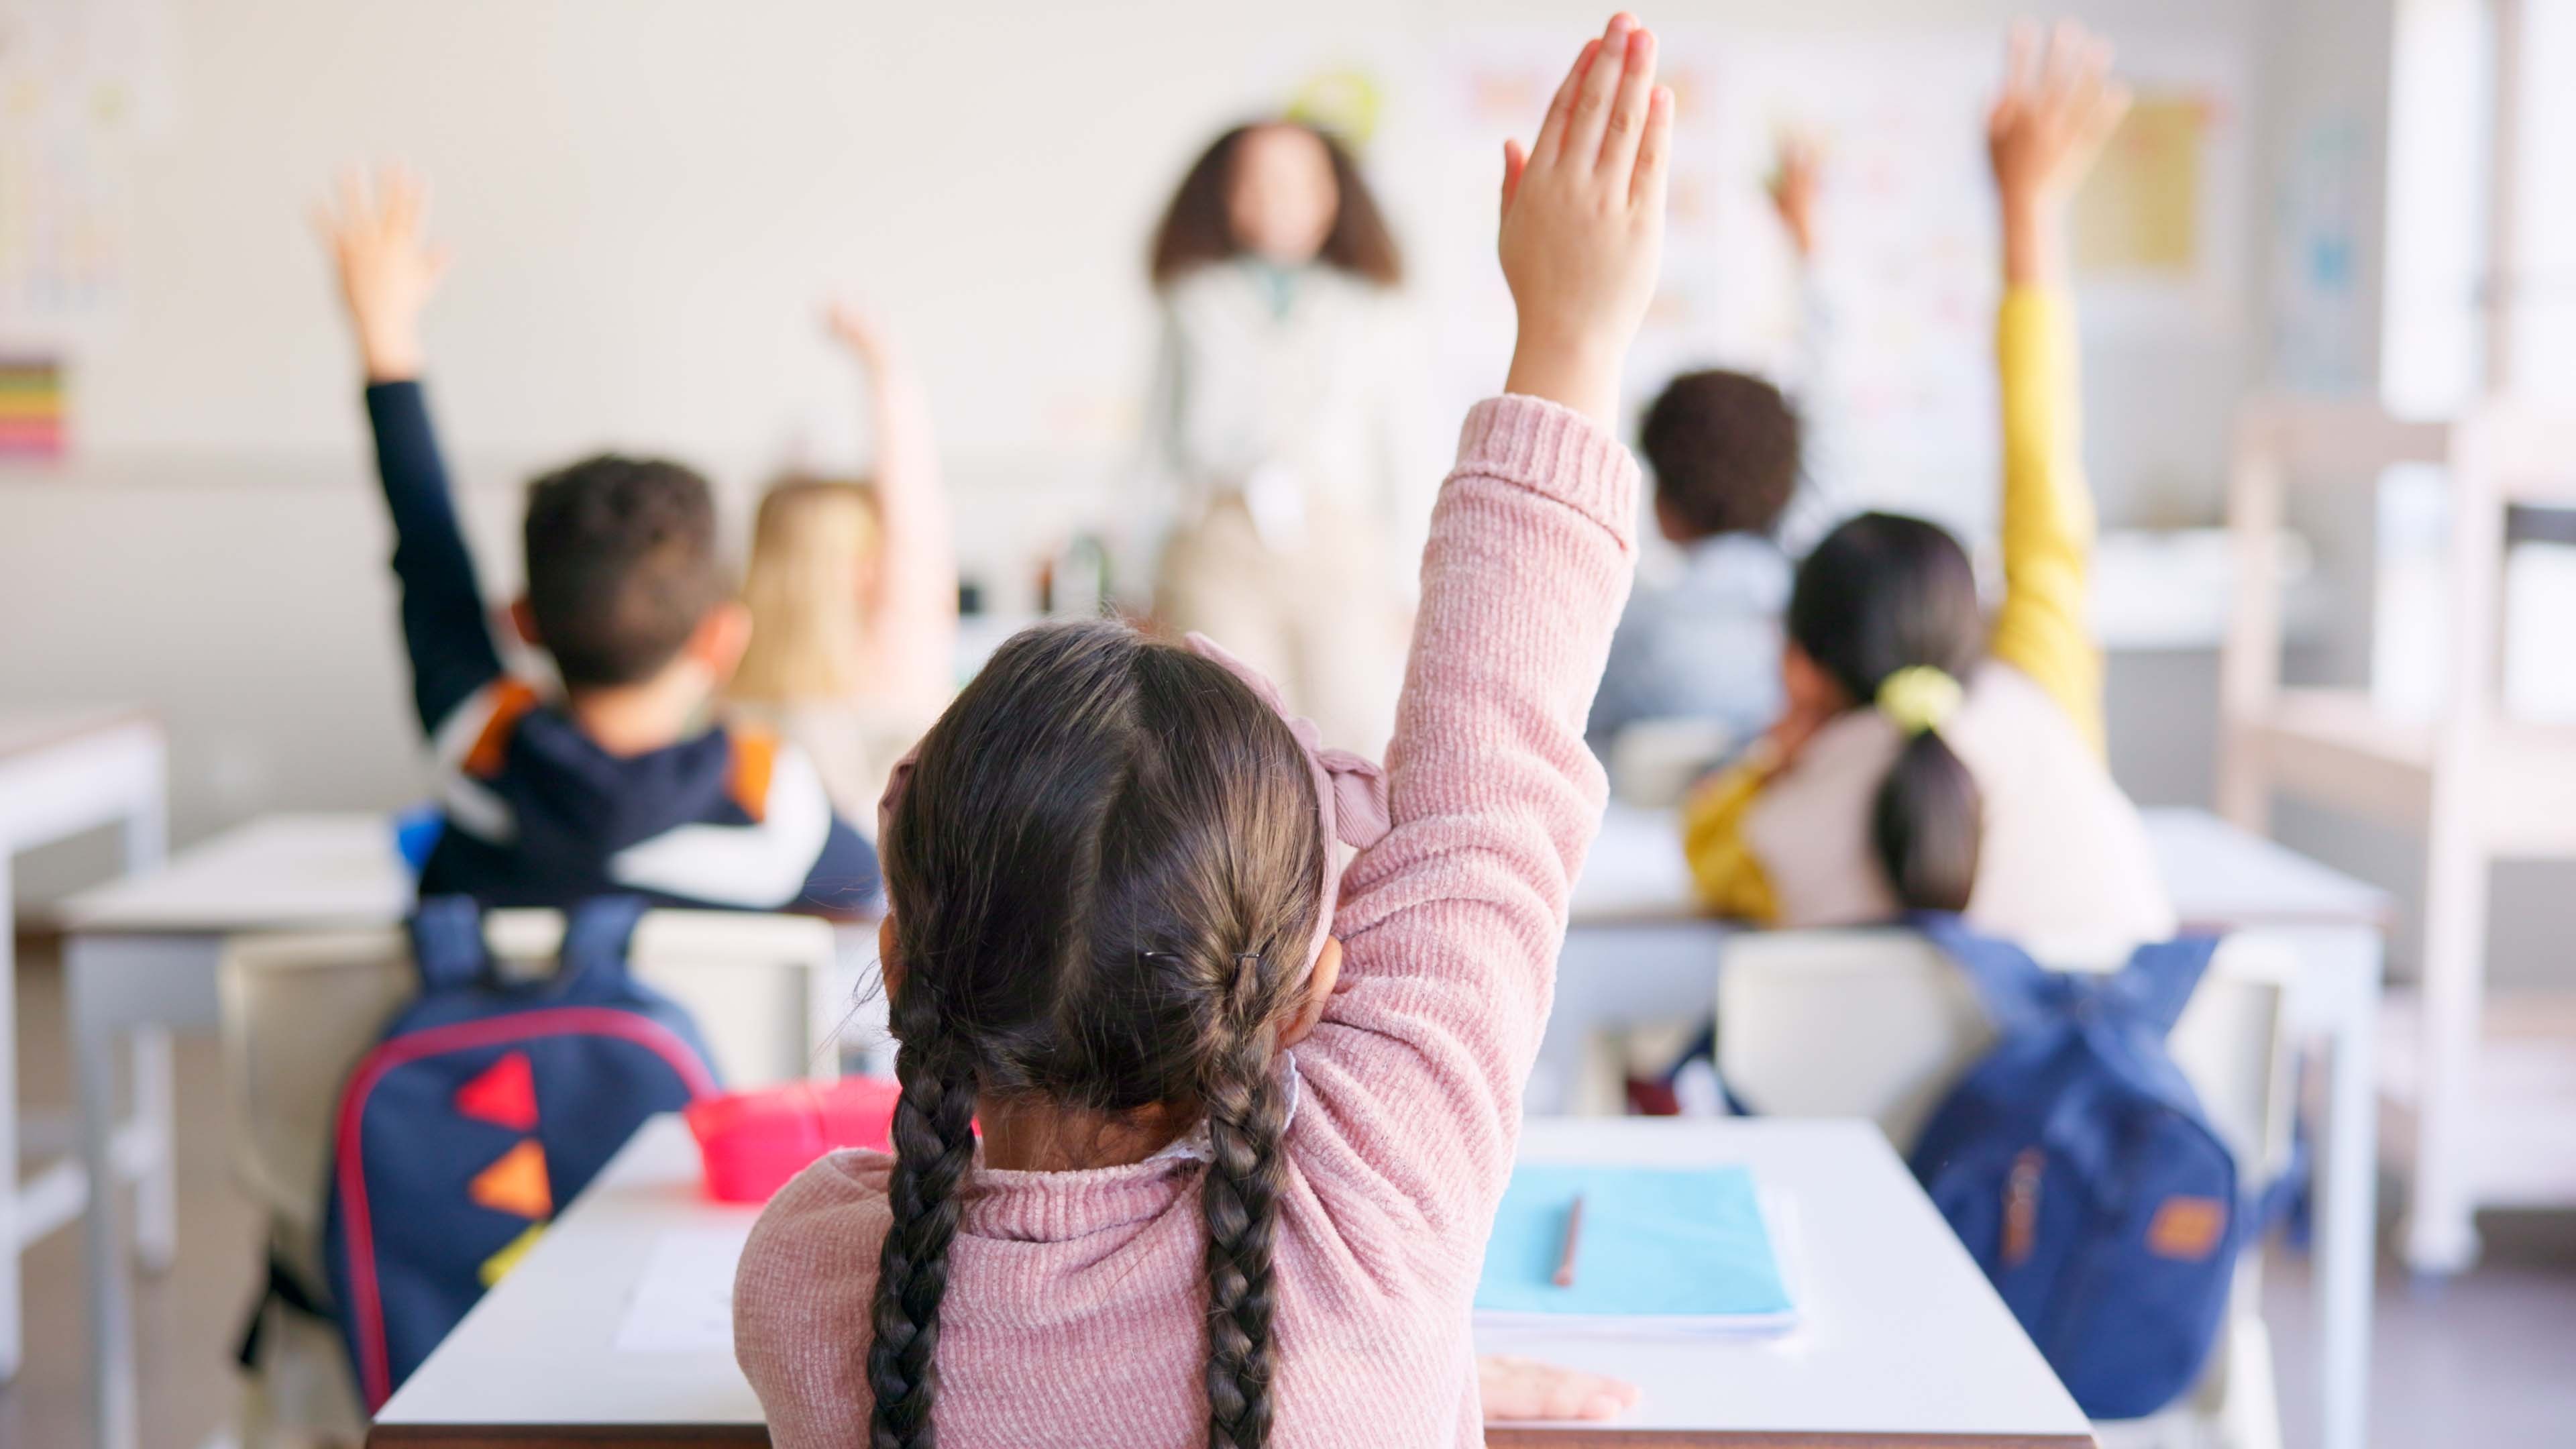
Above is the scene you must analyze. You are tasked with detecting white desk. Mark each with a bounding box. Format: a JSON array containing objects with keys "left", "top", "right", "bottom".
[
  {"left": 58, "top": 812, "right": 884, "bottom": 1449},
  {"left": 0, "top": 707, "right": 165, "bottom": 1384},
  {"left": 1556, "top": 802, "right": 2389, "bottom": 1449},
  {"left": 62, "top": 812, "right": 412, "bottom": 1449},
  {"left": 375, "top": 1114, "right": 2093, "bottom": 1448}
]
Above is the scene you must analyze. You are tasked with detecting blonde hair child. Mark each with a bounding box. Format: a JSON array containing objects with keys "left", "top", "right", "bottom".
[{"left": 730, "top": 303, "right": 957, "bottom": 818}]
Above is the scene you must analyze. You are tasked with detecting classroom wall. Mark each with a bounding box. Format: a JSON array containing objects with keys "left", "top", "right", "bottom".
[{"left": 4, "top": 0, "right": 2294, "bottom": 904}]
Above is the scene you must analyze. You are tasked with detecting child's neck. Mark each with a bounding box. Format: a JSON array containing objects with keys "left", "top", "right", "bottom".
[
  {"left": 979, "top": 1097, "right": 1193, "bottom": 1173},
  {"left": 562, "top": 671, "right": 713, "bottom": 757}
]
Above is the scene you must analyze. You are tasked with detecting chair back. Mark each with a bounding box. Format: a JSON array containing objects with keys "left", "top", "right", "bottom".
[{"left": 1716, "top": 927, "right": 2294, "bottom": 1181}]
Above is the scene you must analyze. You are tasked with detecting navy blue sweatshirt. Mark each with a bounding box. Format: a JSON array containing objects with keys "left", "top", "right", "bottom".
[{"left": 365, "top": 381, "right": 879, "bottom": 916}]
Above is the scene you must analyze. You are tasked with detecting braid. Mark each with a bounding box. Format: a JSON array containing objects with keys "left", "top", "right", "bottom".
[
  {"left": 1200, "top": 1017, "right": 1289, "bottom": 1449},
  {"left": 867, "top": 1024, "right": 978, "bottom": 1449}
]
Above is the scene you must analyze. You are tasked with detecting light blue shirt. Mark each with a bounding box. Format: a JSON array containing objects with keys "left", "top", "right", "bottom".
[
  {"left": 1587, "top": 271, "right": 1851, "bottom": 755},
  {"left": 1587, "top": 533, "right": 1791, "bottom": 752}
]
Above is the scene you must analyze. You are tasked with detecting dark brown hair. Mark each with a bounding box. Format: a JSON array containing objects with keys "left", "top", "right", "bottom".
[
  {"left": 867, "top": 619, "right": 1326, "bottom": 1449},
  {"left": 1148, "top": 121, "right": 1402, "bottom": 288},
  {"left": 1640, "top": 370, "right": 1803, "bottom": 539},
  {"left": 521, "top": 454, "right": 726, "bottom": 689},
  {"left": 1787, "top": 513, "right": 1985, "bottom": 912}
]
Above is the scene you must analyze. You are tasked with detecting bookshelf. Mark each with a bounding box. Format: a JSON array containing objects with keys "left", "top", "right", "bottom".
[{"left": 2218, "top": 394, "right": 2576, "bottom": 1273}]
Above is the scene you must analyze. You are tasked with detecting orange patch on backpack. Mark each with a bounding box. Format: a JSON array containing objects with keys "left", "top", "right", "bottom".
[
  {"left": 467, "top": 1139, "right": 553, "bottom": 1222},
  {"left": 2146, "top": 1195, "right": 2228, "bottom": 1260}
]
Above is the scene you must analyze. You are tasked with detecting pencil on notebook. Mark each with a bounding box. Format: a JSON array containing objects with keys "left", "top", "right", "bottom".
[{"left": 1553, "top": 1193, "right": 1585, "bottom": 1288}]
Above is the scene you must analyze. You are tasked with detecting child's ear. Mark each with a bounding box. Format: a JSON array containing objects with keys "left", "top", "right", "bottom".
[
  {"left": 689, "top": 599, "right": 755, "bottom": 682},
  {"left": 1277, "top": 937, "right": 1342, "bottom": 1049},
  {"left": 877, "top": 914, "right": 904, "bottom": 1006},
  {"left": 508, "top": 596, "right": 542, "bottom": 647}
]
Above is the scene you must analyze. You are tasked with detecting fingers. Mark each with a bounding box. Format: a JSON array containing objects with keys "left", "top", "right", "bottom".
[
  {"left": 1598, "top": 23, "right": 1658, "bottom": 176},
  {"left": 1562, "top": 13, "right": 1639, "bottom": 164},
  {"left": 382, "top": 166, "right": 424, "bottom": 243},
  {"left": 2003, "top": 19, "right": 2041, "bottom": 104},
  {"left": 1479, "top": 1356, "right": 1642, "bottom": 1422},
  {"left": 1631, "top": 84, "right": 1673, "bottom": 212},
  {"left": 1499, "top": 138, "right": 1528, "bottom": 224},
  {"left": 1532, "top": 37, "right": 1602, "bottom": 164}
]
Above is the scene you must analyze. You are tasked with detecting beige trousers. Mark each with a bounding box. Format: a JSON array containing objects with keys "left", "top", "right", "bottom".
[{"left": 1155, "top": 498, "right": 1410, "bottom": 757}]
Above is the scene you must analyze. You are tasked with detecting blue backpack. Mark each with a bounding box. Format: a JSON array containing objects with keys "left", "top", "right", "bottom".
[
  {"left": 323, "top": 896, "right": 720, "bottom": 1411},
  {"left": 1907, "top": 916, "right": 2240, "bottom": 1421}
]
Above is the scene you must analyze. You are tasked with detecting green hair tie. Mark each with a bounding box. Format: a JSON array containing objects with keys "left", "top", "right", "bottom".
[{"left": 1876, "top": 666, "right": 1964, "bottom": 737}]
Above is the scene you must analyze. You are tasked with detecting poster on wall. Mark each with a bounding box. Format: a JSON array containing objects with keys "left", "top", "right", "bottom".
[
  {"left": 0, "top": 0, "right": 175, "bottom": 458},
  {"left": 1419, "top": 26, "right": 2247, "bottom": 541}
]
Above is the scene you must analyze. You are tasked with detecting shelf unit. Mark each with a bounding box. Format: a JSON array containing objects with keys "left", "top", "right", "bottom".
[{"left": 2219, "top": 394, "right": 2576, "bottom": 1273}]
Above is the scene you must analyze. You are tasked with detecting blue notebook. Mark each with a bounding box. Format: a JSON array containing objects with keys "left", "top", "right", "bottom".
[{"left": 1474, "top": 1163, "right": 1795, "bottom": 1333}]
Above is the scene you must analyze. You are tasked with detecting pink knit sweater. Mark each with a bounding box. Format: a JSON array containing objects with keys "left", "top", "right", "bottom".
[{"left": 733, "top": 394, "right": 1639, "bottom": 1448}]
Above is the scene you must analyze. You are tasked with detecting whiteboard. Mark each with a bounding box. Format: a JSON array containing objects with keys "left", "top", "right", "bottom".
[{"left": 27, "top": 0, "right": 2244, "bottom": 537}]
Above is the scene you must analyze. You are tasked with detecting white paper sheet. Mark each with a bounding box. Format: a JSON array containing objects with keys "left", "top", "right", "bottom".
[{"left": 612, "top": 1223, "right": 756, "bottom": 1355}]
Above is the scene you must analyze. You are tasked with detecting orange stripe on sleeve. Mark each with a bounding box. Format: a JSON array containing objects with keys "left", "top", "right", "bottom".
[
  {"left": 462, "top": 680, "right": 541, "bottom": 779},
  {"left": 728, "top": 728, "right": 778, "bottom": 824}
]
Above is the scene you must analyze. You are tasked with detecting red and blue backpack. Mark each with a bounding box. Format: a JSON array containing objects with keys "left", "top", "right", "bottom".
[{"left": 323, "top": 895, "right": 720, "bottom": 1411}]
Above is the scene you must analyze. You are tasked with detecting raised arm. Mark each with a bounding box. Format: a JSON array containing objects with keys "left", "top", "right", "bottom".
[
  {"left": 315, "top": 168, "right": 502, "bottom": 737},
  {"left": 826, "top": 303, "right": 957, "bottom": 716},
  {"left": 1981, "top": 22, "right": 2129, "bottom": 755},
  {"left": 1768, "top": 135, "right": 1854, "bottom": 556},
  {"left": 1295, "top": 13, "right": 1667, "bottom": 1229}
]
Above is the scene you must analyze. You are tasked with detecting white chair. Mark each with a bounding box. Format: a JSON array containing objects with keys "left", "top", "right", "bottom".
[
  {"left": 1717, "top": 927, "right": 2296, "bottom": 1449},
  {"left": 218, "top": 908, "right": 849, "bottom": 1448}
]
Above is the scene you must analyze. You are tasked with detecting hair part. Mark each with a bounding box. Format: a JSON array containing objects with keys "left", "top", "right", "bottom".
[
  {"left": 731, "top": 476, "right": 882, "bottom": 704},
  {"left": 867, "top": 619, "right": 1326, "bottom": 1449},
  {"left": 1148, "top": 121, "right": 1402, "bottom": 288},
  {"left": 1640, "top": 370, "right": 1803, "bottom": 539},
  {"left": 1788, "top": 513, "right": 1985, "bottom": 912},
  {"left": 521, "top": 454, "right": 727, "bottom": 689}
]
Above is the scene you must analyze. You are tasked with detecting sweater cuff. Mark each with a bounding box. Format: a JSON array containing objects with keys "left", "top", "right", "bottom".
[{"left": 1453, "top": 394, "right": 1641, "bottom": 545}]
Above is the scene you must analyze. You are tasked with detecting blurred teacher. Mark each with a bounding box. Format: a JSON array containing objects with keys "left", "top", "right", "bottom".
[{"left": 1135, "top": 119, "right": 1424, "bottom": 754}]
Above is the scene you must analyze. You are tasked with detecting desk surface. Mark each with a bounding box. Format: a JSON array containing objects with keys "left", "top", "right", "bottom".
[
  {"left": 0, "top": 705, "right": 158, "bottom": 763},
  {"left": 1571, "top": 801, "right": 2390, "bottom": 932},
  {"left": 374, "top": 1115, "right": 2090, "bottom": 1448},
  {"left": 59, "top": 811, "right": 409, "bottom": 933}
]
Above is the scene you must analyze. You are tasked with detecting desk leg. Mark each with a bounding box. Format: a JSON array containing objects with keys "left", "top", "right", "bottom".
[
  {"left": 116, "top": 790, "right": 174, "bottom": 1273},
  {"left": 2311, "top": 926, "right": 2381, "bottom": 1449},
  {"left": 69, "top": 936, "right": 140, "bottom": 1449},
  {"left": 0, "top": 854, "right": 18, "bottom": 1383},
  {"left": 130, "top": 1031, "right": 175, "bottom": 1271}
]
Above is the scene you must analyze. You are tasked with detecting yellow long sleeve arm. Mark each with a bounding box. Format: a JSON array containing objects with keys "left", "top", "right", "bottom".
[{"left": 1986, "top": 287, "right": 2104, "bottom": 756}]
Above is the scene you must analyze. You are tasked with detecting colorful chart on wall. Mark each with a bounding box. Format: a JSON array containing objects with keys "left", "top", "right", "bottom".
[{"left": 0, "top": 0, "right": 174, "bottom": 347}]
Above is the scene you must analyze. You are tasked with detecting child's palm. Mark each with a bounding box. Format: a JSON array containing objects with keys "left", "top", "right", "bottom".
[
  {"left": 1987, "top": 21, "right": 2131, "bottom": 206},
  {"left": 315, "top": 167, "right": 449, "bottom": 376},
  {"left": 1495, "top": 13, "right": 1672, "bottom": 421}
]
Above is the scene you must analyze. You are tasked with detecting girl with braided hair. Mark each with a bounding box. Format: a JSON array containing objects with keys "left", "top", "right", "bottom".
[{"left": 734, "top": 14, "right": 1668, "bottom": 1447}]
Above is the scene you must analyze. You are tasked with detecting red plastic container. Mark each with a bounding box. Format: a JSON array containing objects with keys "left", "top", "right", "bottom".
[{"left": 684, "top": 1075, "right": 905, "bottom": 1203}]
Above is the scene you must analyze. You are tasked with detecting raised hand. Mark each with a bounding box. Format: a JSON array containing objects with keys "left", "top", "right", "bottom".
[
  {"left": 313, "top": 166, "right": 450, "bottom": 382},
  {"left": 1767, "top": 133, "right": 1823, "bottom": 261},
  {"left": 1497, "top": 11, "right": 1672, "bottom": 427},
  {"left": 823, "top": 298, "right": 898, "bottom": 370},
  {"left": 1478, "top": 1354, "right": 1641, "bottom": 1424},
  {"left": 1987, "top": 20, "right": 2131, "bottom": 286}
]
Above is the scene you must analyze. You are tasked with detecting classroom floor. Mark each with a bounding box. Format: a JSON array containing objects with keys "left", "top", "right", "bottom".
[{"left": 4, "top": 934, "right": 2575, "bottom": 1449}]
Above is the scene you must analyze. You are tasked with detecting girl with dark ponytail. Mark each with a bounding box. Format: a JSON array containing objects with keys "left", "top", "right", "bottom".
[
  {"left": 1681, "top": 21, "right": 2174, "bottom": 943},
  {"left": 736, "top": 17, "right": 1670, "bottom": 1448}
]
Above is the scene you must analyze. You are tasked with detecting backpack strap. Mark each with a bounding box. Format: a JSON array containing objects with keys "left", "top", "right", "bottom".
[
  {"left": 553, "top": 895, "right": 649, "bottom": 993},
  {"left": 2107, "top": 936, "right": 2221, "bottom": 1039},
  {"left": 1911, "top": 911, "right": 2058, "bottom": 1036},
  {"left": 407, "top": 895, "right": 490, "bottom": 994}
]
